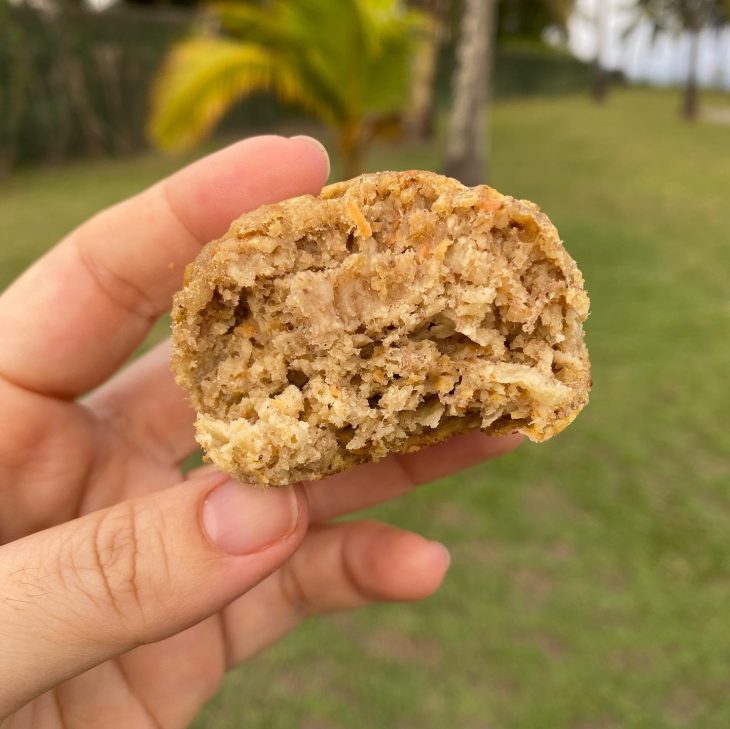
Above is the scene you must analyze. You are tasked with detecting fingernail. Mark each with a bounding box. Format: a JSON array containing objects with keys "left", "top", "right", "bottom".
[
  {"left": 430, "top": 541, "right": 451, "bottom": 570},
  {"left": 290, "top": 135, "right": 330, "bottom": 178},
  {"left": 202, "top": 480, "right": 299, "bottom": 555}
]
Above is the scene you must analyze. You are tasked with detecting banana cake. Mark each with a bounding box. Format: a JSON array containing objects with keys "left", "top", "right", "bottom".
[{"left": 172, "top": 171, "right": 591, "bottom": 486}]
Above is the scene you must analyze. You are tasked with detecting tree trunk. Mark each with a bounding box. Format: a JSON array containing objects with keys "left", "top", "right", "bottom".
[
  {"left": 592, "top": 66, "right": 608, "bottom": 103},
  {"left": 43, "top": 6, "right": 105, "bottom": 158},
  {"left": 682, "top": 29, "right": 701, "bottom": 121},
  {"left": 341, "top": 145, "right": 363, "bottom": 180},
  {"left": 443, "top": 0, "right": 495, "bottom": 185},
  {"left": 405, "top": 0, "right": 446, "bottom": 140},
  {"left": 338, "top": 123, "right": 364, "bottom": 179},
  {"left": 591, "top": 0, "right": 609, "bottom": 103},
  {"left": 94, "top": 43, "right": 135, "bottom": 155},
  {"left": 64, "top": 56, "right": 106, "bottom": 156},
  {"left": 46, "top": 64, "right": 74, "bottom": 163},
  {"left": 0, "top": 34, "right": 30, "bottom": 179}
]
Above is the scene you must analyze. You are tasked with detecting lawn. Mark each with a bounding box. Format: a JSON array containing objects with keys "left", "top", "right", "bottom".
[{"left": 2, "top": 88, "right": 729, "bottom": 728}]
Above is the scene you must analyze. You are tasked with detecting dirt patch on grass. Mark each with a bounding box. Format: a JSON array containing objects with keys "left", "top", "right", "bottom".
[
  {"left": 547, "top": 538, "right": 576, "bottom": 562},
  {"left": 532, "top": 631, "right": 568, "bottom": 659},
  {"left": 302, "top": 721, "right": 346, "bottom": 729},
  {"left": 663, "top": 687, "right": 702, "bottom": 725},
  {"left": 702, "top": 106, "right": 730, "bottom": 125},
  {"left": 572, "top": 719, "right": 621, "bottom": 729},
  {"left": 512, "top": 567, "right": 554, "bottom": 607},
  {"left": 460, "top": 538, "right": 507, "bottom": 567},
  {"left": 437, "top": 500, "right": 480, "bottom": 529},
  {"left": 608, "top": 648, "right": 656, "bottom": 673},
  {"left": 276, "top": 670, "right": 308, "bottom": 695},
  {"left": 521, "top": 483, "right": 585, "bottom": 523},
  {"left": 361, "top": 627, "right": 443, "bottom": 667}
]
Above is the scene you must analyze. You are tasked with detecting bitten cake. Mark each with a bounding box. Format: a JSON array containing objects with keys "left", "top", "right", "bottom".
[{"left": 172, "top": 171, "right": 590, "bottom": 486}]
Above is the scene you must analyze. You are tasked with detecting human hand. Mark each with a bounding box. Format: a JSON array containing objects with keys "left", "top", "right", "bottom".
[{"left": 0, "top": 136, "right": 522, "bottom": 727}]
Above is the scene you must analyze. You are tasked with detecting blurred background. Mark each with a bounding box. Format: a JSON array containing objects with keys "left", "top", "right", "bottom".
[{"left": 1, "top": 0, "right": 730, "bottom": 726}]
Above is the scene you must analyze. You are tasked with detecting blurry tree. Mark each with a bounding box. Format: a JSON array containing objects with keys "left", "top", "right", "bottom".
[
  {"left": 405, "top": 0, "right": 449, "bottom": 140},
  {"left": 49, "top": 4, "right": 106, "bottom": 157},
  {"left": 592, "top": 0, "right": 610, "bottom": 102},
  {"left": 0, "top": 0, "right": 104, "bottom": 164},
  {"left": 0, "top": 1, "right": 31, "bottom": 177},
  {"left": 0, "top": 0, "right": 190, "bottom": 173},
  {"left": 498, "top": 0, "right": 573, "bottom": 40},
  {"left": 149, "top": 0, "right": 426, "bottom": 177},
  {"left": 126, "top": 0, "right": 200, "bottom": 5},
  {"left": 632, "top": 0, "right": 730, "bottom": 119},
  {"left": 404, "top": 0, "right": 584, "bottom": 146},
  {"left": 444, "top": 0, "right": 496, "bottom": 184}
]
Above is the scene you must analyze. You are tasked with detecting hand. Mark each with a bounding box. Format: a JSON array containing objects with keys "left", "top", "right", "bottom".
[{"left": 0, "top": 136, "right": 521, "bottom": 727}]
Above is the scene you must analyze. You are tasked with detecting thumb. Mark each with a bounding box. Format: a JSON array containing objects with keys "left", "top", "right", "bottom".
[{"left": 0, "top": 472, "right": 307, "bottom": 717}]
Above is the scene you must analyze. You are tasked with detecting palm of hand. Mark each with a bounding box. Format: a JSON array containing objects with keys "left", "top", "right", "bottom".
[
  {"left": 0, "top": 137, "right": 519, "bottom": 728},
  {"left": 3, "top": 379, "right": 450, "bottom": 728}
]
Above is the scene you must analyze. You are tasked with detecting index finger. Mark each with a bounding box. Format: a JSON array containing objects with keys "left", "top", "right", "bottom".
[{"left": 0, "top": 135, "right": 330, "bottom": 398}]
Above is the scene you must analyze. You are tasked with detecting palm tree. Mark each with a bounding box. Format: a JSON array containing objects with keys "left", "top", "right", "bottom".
[
  {"left": 632, "top": 0, "right": 730, "bottom": 119},
  {"left": 592, "top": 0, "right": 610, "bottom": 102},
  {"left": 0, "top": 2, "right": 31, "bottom": 177},
  {"left": 148, "top": 0, "right": 426, "bottom": 177},
  {"left": 444, "top": 0, "right": 497, "bottom": 185},
  {"left": 498, "top": 0, "right": 574, "bottom": 39},
  {"left": 442, "top": 0, "right": 578, "bottom": 184},
  {"left": 405, "top": 0, "right": 448, "bottom": 140}
]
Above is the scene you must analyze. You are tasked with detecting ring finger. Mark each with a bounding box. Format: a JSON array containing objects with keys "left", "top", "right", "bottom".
[{"left": 219, "top": 520, "right": 450, "bottom": 666}]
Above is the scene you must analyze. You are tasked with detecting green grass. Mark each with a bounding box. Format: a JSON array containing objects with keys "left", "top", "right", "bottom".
[{"left": 2, "top": 88, "right": 730, "bottom": 728}]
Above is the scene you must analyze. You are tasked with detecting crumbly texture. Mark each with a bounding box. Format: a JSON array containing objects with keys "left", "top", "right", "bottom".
[{"left": 172, "top": 171, "right": 590, "bottom": 486}]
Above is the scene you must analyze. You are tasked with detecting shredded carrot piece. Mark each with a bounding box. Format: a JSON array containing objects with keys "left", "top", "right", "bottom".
[
  {"left": 478, "top": 197, "right": 502, "bottom": 212},
  {"left": 347, "top": 199, "right": 372, "bottom": 238}
]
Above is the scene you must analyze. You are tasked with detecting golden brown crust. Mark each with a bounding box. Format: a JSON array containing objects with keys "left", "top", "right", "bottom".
[{"left": 172, "top": 171, "right": 590, "bottom": 486}]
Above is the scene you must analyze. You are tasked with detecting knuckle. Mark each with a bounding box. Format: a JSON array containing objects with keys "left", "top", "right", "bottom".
[
  {"left": 278, "top": 560, "right": 312, "bottom": 619},
  {"left": 75, "top": 238, "right": 157, "bottom": 320},
  {"left": 91, "top": 504, "right": 144, "bottom": 617},
  {"left": 65, "top": 501, "right": 169, "bottom": 632}
]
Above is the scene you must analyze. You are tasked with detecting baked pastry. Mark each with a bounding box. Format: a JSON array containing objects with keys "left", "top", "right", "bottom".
[{"left": 172, "top": 171, "right": 590, "bottom": 486}]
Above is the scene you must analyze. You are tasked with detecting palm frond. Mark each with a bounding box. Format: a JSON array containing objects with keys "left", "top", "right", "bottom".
[
  {"left": 211, "top": 1, "right": 295, "bottom": 47},
  {"left": 149, "top": 0, "right": 424, "bottom": 156},
  {"left": 149, "top": 36, "right": 346, "bottom": 151},
  {"left": 148, "top": 38, "right": 277, "bottom": 151},
  {"left": 630, "top": 0, "right": 729, "bottom": 38},
  {"left": 357, "top": 0, "right": 428, "bottom": 47}
]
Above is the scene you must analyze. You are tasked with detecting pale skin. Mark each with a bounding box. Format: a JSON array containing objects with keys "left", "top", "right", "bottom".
[{"left": 0, "top": 136, "right": 522, "bottom": 728}]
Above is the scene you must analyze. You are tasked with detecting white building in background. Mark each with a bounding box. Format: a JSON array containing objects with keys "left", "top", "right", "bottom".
[{"left": 566, "top": 0, "right": 730, "bottom": 90}]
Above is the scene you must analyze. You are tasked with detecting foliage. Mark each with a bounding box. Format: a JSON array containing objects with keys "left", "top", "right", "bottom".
[
  {"left": 0, "top": 3, "right": 190, "bottom": 175},
  {"left": 629, "top": 0, "right": 730, "bottom": 117},
  {"left": 0, "top": 1, "right": 30, "bottom": 175},
  {"left": 497, "top": 0, "right": 575, "bottom": 40},
  {"left": 149, "top": 0, "right": 426, "bottom": 175},
  {"left": 632, "top": 0, "right": 730, "bottom": 32},
  {"left": 0, "top": 0, "right": 594, "bottom": 177}
]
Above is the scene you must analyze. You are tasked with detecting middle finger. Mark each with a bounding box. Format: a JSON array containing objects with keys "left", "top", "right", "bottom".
[{"left": 219, "top": 520, "right": 450, "bottom": 666}]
